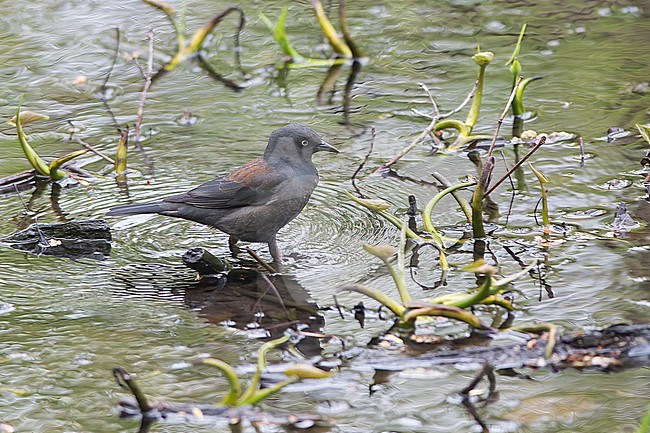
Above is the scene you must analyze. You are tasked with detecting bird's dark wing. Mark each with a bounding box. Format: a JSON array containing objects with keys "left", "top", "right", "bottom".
[{"left": 163, "top": 158, "right": 284, "bottom": 209}]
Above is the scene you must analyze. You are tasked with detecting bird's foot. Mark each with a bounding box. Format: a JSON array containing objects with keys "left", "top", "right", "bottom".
[{"left": 268, "top": 237, "right": 282, "bottom": 264}]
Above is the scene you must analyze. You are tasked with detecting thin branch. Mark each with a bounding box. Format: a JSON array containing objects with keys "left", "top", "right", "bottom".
[
  {"left": 351, "top": 127, "right": 375, "bottom": 197},
  {"left": 100, "top": 27, "right": 121, "bottom": 131},
  {"left": 375, "top": 117, "right": 437, "bottom": 173},
  {"left": 484, "top": 135, "right": 547, "bottom": 197},
  {"left": 133, "top": 30, "right": 154, "bottom": 147},
  {"left": 440, "top": 79, "right": 479, "bottom": 118},
  {"left": 419, "top": 83, "right": 440, "bottom": 118},
  {"left": 259, "top": 274, "right": 289, "bottom": 317},
  {"left": 486, "top": 75, "right": 522, "bottom": 158},
  {"left": 246, "top": 248, "right": 277, "bottom": 274},
  {"left": 76, "top": 139, "right": 115, "bottom": 164},
  {"left": 376, "top": 79, "right": 479, "bottom": 172}
]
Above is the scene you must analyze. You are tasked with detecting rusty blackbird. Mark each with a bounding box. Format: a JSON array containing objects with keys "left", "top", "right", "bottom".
[{"left": 107, "top": 124, "right": 339, "bottom": 262}]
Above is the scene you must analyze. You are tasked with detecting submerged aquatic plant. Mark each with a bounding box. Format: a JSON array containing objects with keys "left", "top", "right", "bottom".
[
  {"left": 13, "top": 103, "right": 87, "bottom": 182},
  {"left": 114, "top": 334, "right": 332, "bottom": 417},
  {"left": 197, "top": 335, "right": 332, "bottom": 407},
  {"left": 529, "top": 162, "right": 550, "bottom": 230},
  {"left": 261, "top": 7, "right": 303, "bottom": 62},
  {"left": 262, "top": 0, "right": 361, "bottom": 67},
  {"left": 335, "top": 219, "right": 536, "bottom": 332},
  {"left": 434, "top": 51, "right": 495, "bottom": 149},
  {"left": 506, "top": 23, "right": 542, "bottom": 135},
  {"left": 143, "top": 0, "right": 244, "bottom": 73}
]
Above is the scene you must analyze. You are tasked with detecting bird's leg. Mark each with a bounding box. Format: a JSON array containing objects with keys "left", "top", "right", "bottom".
[
  {"left": 268, "top": 236, "right": 282, "bottom": 263},
  {"left": 228, "top": 235, "right": 241, "bottom": 256}
]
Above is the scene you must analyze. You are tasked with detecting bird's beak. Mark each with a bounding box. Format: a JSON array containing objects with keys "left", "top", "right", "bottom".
[{"left": 316, "top": 140, "right": 340, "bottom": 153}]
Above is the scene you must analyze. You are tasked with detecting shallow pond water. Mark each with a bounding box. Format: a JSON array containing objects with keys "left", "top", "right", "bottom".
[{"left": 0, "top": 1, "right": 649, "bottom": 432}]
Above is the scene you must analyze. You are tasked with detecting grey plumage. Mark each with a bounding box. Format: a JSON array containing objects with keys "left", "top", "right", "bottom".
[{"left": 107, "top": 124, "right": 339, "bottom": 262}]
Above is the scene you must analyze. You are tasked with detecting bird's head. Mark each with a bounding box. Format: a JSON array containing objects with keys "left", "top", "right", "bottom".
[{"left": 264, "top": 124, "right": 339, "bottom": 166}]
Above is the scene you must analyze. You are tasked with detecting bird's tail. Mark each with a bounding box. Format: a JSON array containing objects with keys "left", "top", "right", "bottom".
[{"left": 106, "top": 202, "right": 165, "bottom": 216}]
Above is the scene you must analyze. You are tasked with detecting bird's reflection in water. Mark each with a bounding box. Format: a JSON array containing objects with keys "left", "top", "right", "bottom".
[{"left": 185, "top": 267, "right": 325, "bottom": 356}]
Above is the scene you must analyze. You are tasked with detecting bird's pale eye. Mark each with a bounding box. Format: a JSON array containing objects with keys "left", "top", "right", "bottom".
[{"left": 301, "top": 139, "right": 309, "bottom": 146}]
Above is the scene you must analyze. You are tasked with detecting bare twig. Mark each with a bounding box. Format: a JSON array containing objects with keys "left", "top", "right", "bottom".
[
  {"left": 375, "top": 117, "right": 438, "bottom": 173},
  {"left": 258, "top": 274, "right": 289, "bottom": 317},
  {"left": 76, "top": 139, "right": 115, "bottom": 164},
  {"left": 133, "top": 30, "right": 154, "bottom": 147},
  {"left": 246, "top": 248, "right": 277, "bottom": 274},
  {"left": 376, "top": 79, "right": 479, "bottom": 172},
  {"left": 100, "top": 28, "right": 121, "bottom": 130},
  {"left": 419, "top": 83, "right": 440, "bottom": 118},
  {"left": 484, "top": 135, "right": 547, "bottom": 197},
  {"left": 351, "top": 127, "right": 375, "bottom": 197},
  {"left": 486, "top": 76, "right": 522, "bottom": 159},
  {"left": 440, "top": 79, "right": 479, "bottom": 118}
]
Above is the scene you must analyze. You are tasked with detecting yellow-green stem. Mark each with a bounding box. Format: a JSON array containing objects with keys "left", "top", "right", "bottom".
[
  {"left": 238, "top": 335, "right": 289, "bottom": 404},
  {"left": 336, "top": 284, "right": 406, "bottom": 316},
  {"left": 434, "top": 119, "right": 470, "bottom": 138},
  {"left": 529, "top": 163, "right": 549, "bottom": 226},
  {"left": 15, "top": 103, "right": 51, "bottom": 177},
  {"left": 200, "top": 358, "right": 242, "bottom": 406},
  {"left": 311, "top": 0, "right": 352, "bottom": 58},
  {"left": 115, "top": 129, "right": 128, "bottom": 174},
  {"left": 403, "top": 304, "right": 493, "bottom": 330},
  {"left": 465, "top": 52, "right": 494, "bottom": 132},
  {"left": 243, "top": 379, "right": 298, "bottom": 406},
  {"left": 48, "top": 149, "right": 88, "bottom": 180},
  {"left": 422, "top": 181, "right": 475, "bottom": 241}
]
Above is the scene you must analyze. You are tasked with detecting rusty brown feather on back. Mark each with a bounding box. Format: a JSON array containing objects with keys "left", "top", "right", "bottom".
[{"left": 224, "top": 157, "right": 271, "bottom": 183}]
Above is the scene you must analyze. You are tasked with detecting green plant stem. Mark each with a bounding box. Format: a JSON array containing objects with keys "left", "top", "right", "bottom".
[
  {"left": 479, "top": 295, "right": 514, "bottom": 310},
  {"left": 238, "top": 335, "right": 289, "bottom": 404},
  {"left": 449, "top": 276, "right": 492, "bottom": 309},
  {"left": 311, "top": 0, "right": 352, "bottom": 58},
  {"left": 507, "top": 323, "right": 558, "bottom": 359},
  {"left": 244, "top": 379, "right": 298, "bottom": 406},
  {"left": 200, "top": 358, "right": 242, "bottom": 406},
  {"left": 506, "top": 24, "right": 527, "bottom": 67},
  {"left": 434, "top": 119, "right": 469, "bottom": 138},
  {"left": 262, "top": 8, "right": 303, "bottom": 61},
  {"left": 383, "top": 259, "right": 410, "bottom": 303},
  {"left": 336, "top": 284, "right": 406, "bottom": 316},
  {"left": 337, "top": 0, "right": 361, "bottom": 58},
  {"left": 423, "top": 180, "right": 475, "bottom": 241},
  {"left": 465, "top": 67, "right": 485, "bottom": 132},
  {"left": 403, "top": 304, "right": 493, "bottom": 330},
  {"left": 48, "top": 149, "right": 88, "bottom": 180},
  {"left": 529, "top": 162, "right": 549, "bottom": 226},
  {"left": 113, "top": 367, "right": 153, "bottom": 413},
  {"left": 165, "top": 7, "right": 244, "bottom": 71},
  {"left": 465, "top": 52, "right": 494, "bottom": 132},
  {"left": 115, "top": 129, "right": 128, "bottom": 174},
  {"left": 512, "top": 76, "right": 543, "bottom": 116},
  {"left": 490, "top": 261, "right": 537, "bottom": 294},
  {"left": 393, "top": 223, "right": 410, "bottom": 303},
  {"left": 15, "top": 103, "right": 50, "bottom": 177},
  {"left": 431, "top": 172, "right": 473, "bottom": 222}
]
